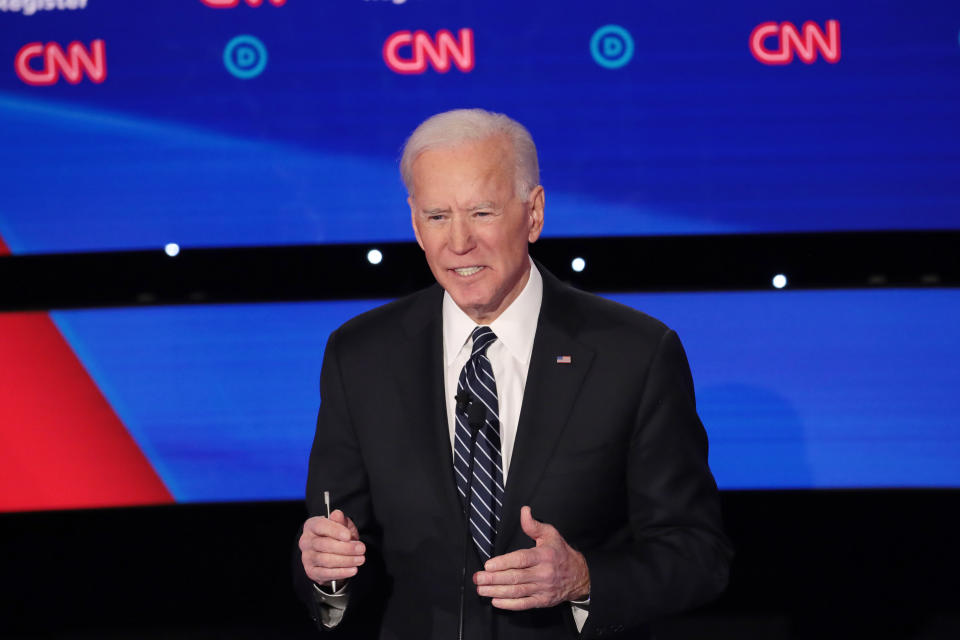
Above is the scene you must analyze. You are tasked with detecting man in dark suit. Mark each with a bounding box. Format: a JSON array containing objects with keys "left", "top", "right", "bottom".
[{"left": 296, "top": 109, "right": 732, "bottom": 639}]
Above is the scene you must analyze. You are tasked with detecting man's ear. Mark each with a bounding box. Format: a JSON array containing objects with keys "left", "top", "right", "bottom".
[
  {"left": 409, "top": 196, "right": 425, "bottom": 250},
  {"left": 526, "top": 185, "right": 545, "bottom": 243}
]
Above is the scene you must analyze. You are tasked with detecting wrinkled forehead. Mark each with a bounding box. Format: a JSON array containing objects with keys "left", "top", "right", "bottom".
[{"left": 409, "top": 134, "right": 516, "bottom": 195}]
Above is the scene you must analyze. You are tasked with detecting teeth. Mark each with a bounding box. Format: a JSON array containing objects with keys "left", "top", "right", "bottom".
[{"left": 454, "top": 266, "right": 483, "bottom": 276}]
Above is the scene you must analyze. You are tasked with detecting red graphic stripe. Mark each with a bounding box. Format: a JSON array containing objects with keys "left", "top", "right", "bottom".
[
  {"left": 0, "top": 311, "right": 174, "bottom": 512},
  {"left": 0, "top": 233, "right": 9, "bottom": 255}
]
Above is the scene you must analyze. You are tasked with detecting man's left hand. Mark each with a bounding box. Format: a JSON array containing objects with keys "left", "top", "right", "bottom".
[{"left": 474, "top": 505, "right": 590, "bottom": 610}]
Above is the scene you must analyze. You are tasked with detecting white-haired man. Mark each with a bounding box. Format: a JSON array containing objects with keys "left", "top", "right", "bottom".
[{"left": 296, "top": 109, "right": 731, "bottom": 639}]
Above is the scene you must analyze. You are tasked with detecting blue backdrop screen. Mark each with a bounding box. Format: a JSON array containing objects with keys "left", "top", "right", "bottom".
[
  {"left": 40, "top": 288, "right": 960, "bottom": 502},
  {"left": 1, "top": 1, "right": 959, "bottom": 254}
]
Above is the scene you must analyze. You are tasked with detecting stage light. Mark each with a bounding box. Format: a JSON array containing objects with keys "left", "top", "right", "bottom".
[
  {"left": 367, "top": 249, "right": 383, "bottom": 265},
  {"left": 164, "top": 243, "right": 180, "bottom": 257},
  {"left": 772, "top": 274, "right": 787, "bottom": 289},
  {"left": 571, "top": 257, "right": 586, "bottom": 272}
]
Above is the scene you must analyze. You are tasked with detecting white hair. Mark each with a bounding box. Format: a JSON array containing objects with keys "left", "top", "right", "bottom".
[{"left": 400, "top": 108, "right": 540, "bottom": 199}]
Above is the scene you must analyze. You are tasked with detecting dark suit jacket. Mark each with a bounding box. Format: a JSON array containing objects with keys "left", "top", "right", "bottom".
[{"left": 296, "top": 265, "right": 732, "bottom": 639}]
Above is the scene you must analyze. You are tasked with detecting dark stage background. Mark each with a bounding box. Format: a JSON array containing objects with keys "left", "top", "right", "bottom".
[
  {"left": 1, "top": 1, "right": 959, "bottom": 637},
  {"left": 1, "top": 491, "right": 959, "bottom": 639}
]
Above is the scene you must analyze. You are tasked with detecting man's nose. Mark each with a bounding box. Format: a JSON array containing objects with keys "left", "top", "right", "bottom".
[{"left": 449, "top": 217, "right": 475, "bottom": 254}]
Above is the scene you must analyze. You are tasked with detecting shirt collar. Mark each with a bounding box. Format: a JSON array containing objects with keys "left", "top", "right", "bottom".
[{"left": 442, "top": 259, "right": 543, "bottom": 366}]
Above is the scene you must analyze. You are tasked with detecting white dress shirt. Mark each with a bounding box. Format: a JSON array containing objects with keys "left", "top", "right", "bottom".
[{"left": 442, "top": 260, "right": 543, "bottom": 482}]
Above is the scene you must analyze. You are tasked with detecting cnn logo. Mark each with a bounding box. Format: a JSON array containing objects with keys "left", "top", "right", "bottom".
[
  {"left": 199, "top": 0, "right": 285, "bottom": 7},
  {"left": 750, "top": 20, "right": 840, "bottom": 65},
  {"left": 383, "top": 28, "right": 474, "bottom": 74},
  {"left": 15, "top": 40, "right": 107, "bottom": 86}
]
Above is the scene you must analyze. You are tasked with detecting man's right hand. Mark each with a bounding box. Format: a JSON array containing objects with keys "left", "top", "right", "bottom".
[{"left": 300, "top": 510, "right": 366, "bottom": 587}]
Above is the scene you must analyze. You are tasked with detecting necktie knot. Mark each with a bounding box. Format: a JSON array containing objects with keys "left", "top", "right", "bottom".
[{"left": 471, "top": 326, "right": 497, "bottom": 357}]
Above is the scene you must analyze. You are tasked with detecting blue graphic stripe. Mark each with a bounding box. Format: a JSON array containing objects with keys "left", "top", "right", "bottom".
[{"left": 43, "top": 290, "right": 960, "bottom": 502}]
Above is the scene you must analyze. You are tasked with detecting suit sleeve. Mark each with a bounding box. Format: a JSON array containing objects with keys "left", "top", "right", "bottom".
[
  {"left": 293, "top": 329, "right": 389, "bottom": 635},
  {"left": 579, "top": 329, "right": 733, "bottom": 638}
]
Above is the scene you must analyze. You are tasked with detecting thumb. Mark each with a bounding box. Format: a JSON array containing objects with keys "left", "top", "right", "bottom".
[
  {"left": 344, "top": 515, "right": 360, "bottom": 541},
  {"left": 328, "top": 509, "right": 354, "bottom": 541},
  {"left": 520, "top": 505, "right": 549, "bottom": 542}
]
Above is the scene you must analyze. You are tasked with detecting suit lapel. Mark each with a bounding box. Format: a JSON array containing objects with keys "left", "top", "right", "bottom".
[
  {"left": 392, "top": 286, "right": 466, "bottom": 548},
  {"left": 496, "top": 271, "right": 595, "bottom": 555}
]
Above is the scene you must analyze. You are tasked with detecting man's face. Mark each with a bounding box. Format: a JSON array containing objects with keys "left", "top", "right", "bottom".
[{"left": 409, "top": 135, "right": 544, "bottom": 324}]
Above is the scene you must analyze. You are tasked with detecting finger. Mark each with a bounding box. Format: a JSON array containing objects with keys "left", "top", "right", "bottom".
[
  {"left": 483, "top": 547, "right": 540, "bottom": 572},
  {"left": 476, "top": 568, "right": 527, "bottom": 587},
  {"left": 305, "top": 514, "right": 353, "bottom": 542},
  {"left": 490, "top": 595, "right": 548, "bottom": 611},
  {"left": 476, "top": 581, "right": 539, "bottom": 599},
  {"left": 474, "top": 567, "right": 539, "bottom": 586},
  {"left": 520, "top": 505, "right": 551, "bottom": 542},
  {"left": 310, "top": 536, "right": 366, "bottom": 557},
  {"left": 299, "top": 529, "right": 363, "bottom": 558},
  {"left": 306, "top": 551, "right": 366, "bottom": 569}
]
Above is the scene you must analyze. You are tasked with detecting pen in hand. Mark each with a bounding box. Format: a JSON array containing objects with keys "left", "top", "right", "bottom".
[{"left": 324, "top": 490, "right": 337, "bottom": 592}]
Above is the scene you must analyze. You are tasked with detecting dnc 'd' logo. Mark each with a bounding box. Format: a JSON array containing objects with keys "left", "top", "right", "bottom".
[
  {"left": 223, "top": 34, "right": 268, "bottom": 79},
  {"left": 590, "top": 25, "right": 634, "bottom": 69}
]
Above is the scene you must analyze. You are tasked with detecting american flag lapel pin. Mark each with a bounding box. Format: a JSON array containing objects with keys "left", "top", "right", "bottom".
[{"left": 556, "top": 355, "right": 572, "bottom": 364}]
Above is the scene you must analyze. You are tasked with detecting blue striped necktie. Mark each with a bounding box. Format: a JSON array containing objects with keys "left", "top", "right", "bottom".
[{"left": 454, "top": 326, "right": 504, "bottom": 561}]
